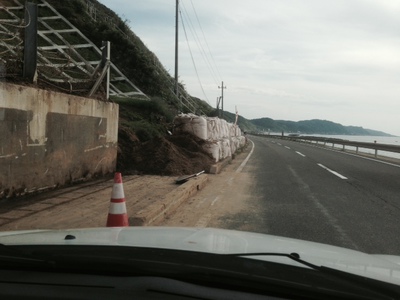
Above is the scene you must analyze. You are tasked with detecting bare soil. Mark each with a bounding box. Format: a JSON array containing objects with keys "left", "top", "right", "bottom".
[
  {"left": 0, "top": 175, "right": 178, "bottom": 230},
  {"left": 119, "top": 133, "right": 215, "bottom": 176}
]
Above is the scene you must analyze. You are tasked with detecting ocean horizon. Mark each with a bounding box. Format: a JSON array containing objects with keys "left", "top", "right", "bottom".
[
  {"left": 307, "top": 134, "right": 400, "bottom": 160},
  {"left": 265, "top": 133, "right": 400, "bottom": 160}
]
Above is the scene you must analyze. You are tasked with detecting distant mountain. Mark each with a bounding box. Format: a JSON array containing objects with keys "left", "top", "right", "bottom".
[
  {"left": 219, "top": 111, "right": 258, "bottom": 132},
  {"left": 250, "top": 118, "right": 392, "bottom": 136}
]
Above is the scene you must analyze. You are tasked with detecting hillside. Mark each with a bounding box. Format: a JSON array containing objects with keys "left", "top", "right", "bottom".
[
  {"left": 250, "top": 118, "right": 392, "bottom": 136},
  {"left": 45, "top": 0, "right": 183, "bottom": 108},
  {"left": 42, "top": 1, "right": 264, "bottom": 130},
  {"left": 6, "top": 0, "right": 389, "bottom": 138},
  {"left": 2, "top": 0, "right": 392, "bottom": 179}
]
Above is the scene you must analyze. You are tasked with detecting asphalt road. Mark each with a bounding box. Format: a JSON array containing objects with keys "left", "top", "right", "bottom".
[
  {"left": 5, "top": 133, "right": 398, "bottom": 256},
  {"left": 239, "top": 135, "right": 400, "bottom": 255}
]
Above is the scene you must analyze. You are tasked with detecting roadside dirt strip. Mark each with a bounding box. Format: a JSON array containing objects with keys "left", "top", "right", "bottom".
[
  {"left": 158, "top": 141, "right": 256, "bottom": 230},
  {"left": 0, "top": 174, "right": 209, "bottom": 230},
  {"left": 0, "top": 145, "right": 251, "bottom": 231}
]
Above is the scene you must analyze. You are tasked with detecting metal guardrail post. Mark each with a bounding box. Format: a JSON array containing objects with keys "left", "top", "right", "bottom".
[{"left": 253, "top": 134, "right": 400, "bottom": 158}]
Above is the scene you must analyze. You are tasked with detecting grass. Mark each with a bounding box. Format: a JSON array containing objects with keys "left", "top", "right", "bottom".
[
  {"left": 0, "top": 8, "right": 12, "bottom": 19},
  {"left": 38, "top": 5, "right": 57, "bottom": 18},
  {"left": 61, "top": 32, "right": 88, "bottom": 45},
  {"left": 112, "top": 95, "right": 175, "bottom": 142}
]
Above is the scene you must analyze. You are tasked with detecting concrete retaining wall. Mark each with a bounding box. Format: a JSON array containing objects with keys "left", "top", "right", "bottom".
[{"left": 0, "top": 83, "right": 119, "bottom": 198}]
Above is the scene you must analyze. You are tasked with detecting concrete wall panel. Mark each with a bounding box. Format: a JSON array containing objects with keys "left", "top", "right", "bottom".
[{"left": 0, "top": 83, "right": 119, "bottom": 198}]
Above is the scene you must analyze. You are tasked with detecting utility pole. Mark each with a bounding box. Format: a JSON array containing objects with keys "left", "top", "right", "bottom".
[
  {"left": 216, "top": 96, "right": 221, "bottom": 117},
  {"left": 218, "top": 81, "right": 226, "bottom": 119},
  {"left": 174, "top": 0, "right": 179, "bottom": 102}
]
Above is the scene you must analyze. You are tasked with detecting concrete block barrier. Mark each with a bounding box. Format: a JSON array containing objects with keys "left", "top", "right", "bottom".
[{"left": 129, "top": 174, "right": 208, "bottom": 226}]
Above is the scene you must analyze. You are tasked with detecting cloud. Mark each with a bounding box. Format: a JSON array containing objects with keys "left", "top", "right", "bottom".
[{"left": 99, "top": 0, "right": 400, "bottom": 135}]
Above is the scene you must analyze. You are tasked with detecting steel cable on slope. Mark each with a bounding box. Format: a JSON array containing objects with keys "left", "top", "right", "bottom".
[
  {"left": 0, "top": 31, "right": 19, "bottom": 42},
  {"left": 0, "top": 6, "right": 30, "bottom": 57},
  {"left": 0, "top": 6, "right": 31, "bottom": 29}
]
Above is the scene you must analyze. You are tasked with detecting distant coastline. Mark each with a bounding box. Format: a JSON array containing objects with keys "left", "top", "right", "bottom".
[{"left": 250, "top": 118, "right": 393, "bottom": 137}]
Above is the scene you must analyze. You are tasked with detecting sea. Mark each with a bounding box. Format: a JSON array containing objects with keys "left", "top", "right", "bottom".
[{"left": 305, "top": 135, "right": 400, "bottom": 160}]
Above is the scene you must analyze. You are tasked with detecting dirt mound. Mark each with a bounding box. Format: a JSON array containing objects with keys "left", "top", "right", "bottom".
[{"left": 118, "top": 133, "right": 215, "bottom": 176}]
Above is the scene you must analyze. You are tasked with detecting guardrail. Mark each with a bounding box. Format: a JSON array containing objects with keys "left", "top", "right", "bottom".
[{"left": 252, "top": 134, "right": 400, "bottom": 158}]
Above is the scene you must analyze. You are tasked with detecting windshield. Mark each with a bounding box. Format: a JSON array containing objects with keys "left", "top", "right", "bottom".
[{"left": 1, "top": 0, "right": 400, "bottom": 299}]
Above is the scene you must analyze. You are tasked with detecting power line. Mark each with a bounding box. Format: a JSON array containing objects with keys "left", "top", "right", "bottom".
[
  {"left": 189, "top": 0, "right": 222, "bottom": 82},
  {"left": 179, "top": 9, "right": 210, "bottom": 104},
  {"left": 180, "top": 1, "right": 219, "bottom": 85},
  {"left": 179, "top": 0, "right": 226, "bottom": 107}
]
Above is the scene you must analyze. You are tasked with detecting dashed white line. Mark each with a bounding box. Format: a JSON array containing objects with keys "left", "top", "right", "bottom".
[
  {"left": 284, "top": 146, "right": 291, "bottom": 149},
  {"left": 236, "top": 140, "right": 255, "bottom": 173},
  {"left": 331, "top": 148, "right": 400, "bottom": 169},
  {"left": 318, "top": 163, "right": 348, "bottom": 180},
  {"left": 211, "top": 196, "right": 220, "bottom": 206},
  {"left": 296, "top": 151, "right": 306, "bottom": 157},
  {"left": 277, "top": 143, "right": 282, "bottom": 146}
]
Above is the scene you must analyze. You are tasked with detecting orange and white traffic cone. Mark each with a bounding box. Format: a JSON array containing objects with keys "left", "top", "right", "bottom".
[{"left": 106, "top": 172, "right": 129, "bottom": 227}]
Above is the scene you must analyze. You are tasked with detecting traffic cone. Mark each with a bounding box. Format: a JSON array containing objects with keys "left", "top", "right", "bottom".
[{"left": 106, "top": 172, "right": 129, "bottom": 227}]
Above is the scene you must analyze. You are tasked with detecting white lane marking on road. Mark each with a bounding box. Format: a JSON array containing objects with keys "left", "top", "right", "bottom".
[
  {"left": 333, "top": 149, "right": 400, "bottom": 169},
  {"left": 284, "top": 146, "right": 291, "bottom": 149},
  {"left": 195, "top": 140, "right": 253, "bottom": 226},
  {"left": 236, "top": 140, "right": 255, "bottom": 173},
  {"left": 298, "top": 140, "right": 400, "bottom": 169},
  {"left": 296, "top": 151, "right": 306, "bottom": 157},
  {"left": 211, "top": 196, "right": 219, "bottom": 206},
  {"left": 318, "top": 163, "right": 348, "bottom": 180},
  {"left": 277, "top": 143, "right": 282, "bottom": 146},
  {"left": 288, "top": 167, "right": 359, "bottom": 250}
]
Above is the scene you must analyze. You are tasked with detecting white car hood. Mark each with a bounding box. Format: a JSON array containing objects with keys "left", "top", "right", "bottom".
[{"left": 0, "top": 227, "right": 399, "bottom": 285}]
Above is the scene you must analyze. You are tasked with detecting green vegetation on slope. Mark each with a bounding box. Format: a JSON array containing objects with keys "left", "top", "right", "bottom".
[
  {"left": 216, "top": 111, "right": 258, "bottom": 132},
  {"left": 43, "top": 0, "right": 254, "bottom": 131},
  {"left": 44, "top": 0, "right": 208, "bottom": 115}
]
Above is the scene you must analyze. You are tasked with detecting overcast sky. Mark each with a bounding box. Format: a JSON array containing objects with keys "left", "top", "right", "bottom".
[{"left": 99, "top": 0, "right": 400, "bottom": 136}]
